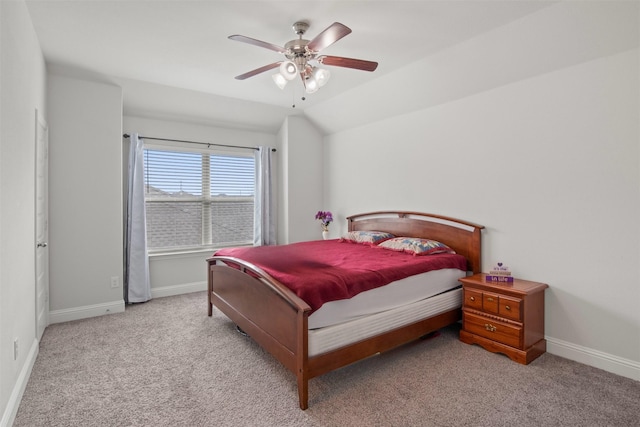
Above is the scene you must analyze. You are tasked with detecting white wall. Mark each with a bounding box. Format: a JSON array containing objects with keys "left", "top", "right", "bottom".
[
  {"left": 47, "top": 74, "right": 124, "bottom": 322},
  {"left": 0, "top": 1, "right": 47, "bottom": 425},
  {"left": 322, "top": 6, "right": 639, "bottom": 379},
  {"left": 276, "top": 119, "right": 290, "bottom": 244},
  {"left": 277, "top": 116, "right": 325, "bottom": 244},
  {"left": 123, "top": 115, "right": 278, "bottom": 297}
]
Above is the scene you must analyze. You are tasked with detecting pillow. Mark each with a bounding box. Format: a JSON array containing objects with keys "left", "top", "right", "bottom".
[
  {"left": 340, "top": 230, "right": 395, "bottom": 246},
  {"left": 378, "top": 237, "right": 456, "bottom": 256}
]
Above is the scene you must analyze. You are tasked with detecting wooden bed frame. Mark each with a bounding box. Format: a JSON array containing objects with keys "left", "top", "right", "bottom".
[{"left": 207, "top": 211, "right": 484, "bottom": 409}]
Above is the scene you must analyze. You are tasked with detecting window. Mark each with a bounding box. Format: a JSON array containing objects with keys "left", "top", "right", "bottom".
[{"left": 143, "top": 146, "right": 255, "bottom": 253}]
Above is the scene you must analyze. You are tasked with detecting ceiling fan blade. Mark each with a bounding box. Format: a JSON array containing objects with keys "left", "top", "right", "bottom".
[
  {"left": 228, "top": 35, "right": 286, "bottom": 53},
  {"left": 307, "top": 22, "right": 352, "bottom": 52},
  {"left": 235, "top": 62, "right": 282, "bottom": 80},
  {"left": 318, "top": 56, "right": 378, "bottom": 72}
]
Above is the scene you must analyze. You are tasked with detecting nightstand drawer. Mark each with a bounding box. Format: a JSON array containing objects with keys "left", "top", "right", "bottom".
[
  {"left": 499, "top": 295, "right": 522, "bottom": 321},
  {"left": 463, "top": 312, "right": 522, "bottom": 348},
  {"left": 463, "top": 289, "right": 483, "bottom": 310},
  {"left": 483, "top": 292, "right": 499, "bottom": 314}
]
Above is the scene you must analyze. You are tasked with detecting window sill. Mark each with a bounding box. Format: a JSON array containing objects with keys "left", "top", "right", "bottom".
[
  {"left": 148, "top": 245, "right": 252, "bottom": 260},
  {"left": 149, "top": 249, "right": 213, "bottom": 261}
]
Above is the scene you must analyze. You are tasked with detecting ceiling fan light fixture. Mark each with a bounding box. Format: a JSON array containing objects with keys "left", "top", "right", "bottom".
[
  {"left": 312, "top": 67, "right": 330, "bottom": 87},
  {"left": 230, "top": 21, "right": 377, "bottom": 97},
  {"left": 305, "top": 75, "right": 319, "bottom": 94},
  {"left": 279, "top": 60, "right": 298, "bottom": 80},
  {"left": 272, "top": 73, "right": 288, "bottom": 89}
]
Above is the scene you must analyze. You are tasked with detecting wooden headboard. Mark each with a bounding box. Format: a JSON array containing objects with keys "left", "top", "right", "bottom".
[{"left": 347, "top": 211, "right": 484, "bottom": 274}]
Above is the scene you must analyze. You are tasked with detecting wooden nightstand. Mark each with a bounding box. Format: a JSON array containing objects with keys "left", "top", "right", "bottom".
[{"left": 459, "top": 273, "right": 548, "bottom": 364}]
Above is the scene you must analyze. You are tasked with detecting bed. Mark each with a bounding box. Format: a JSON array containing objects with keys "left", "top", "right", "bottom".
[{"left": 207, "top": 211, "right": 484, "bottom": 409}]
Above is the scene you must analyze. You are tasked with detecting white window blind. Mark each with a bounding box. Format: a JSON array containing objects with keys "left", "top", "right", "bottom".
[{"left": 143, "top": 147, "right": 255, "bottom": 252}]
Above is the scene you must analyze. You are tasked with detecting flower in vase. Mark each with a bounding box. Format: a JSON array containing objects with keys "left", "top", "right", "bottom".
[{"left": 315, "top": 210, "right": 333, "bottom": 231}]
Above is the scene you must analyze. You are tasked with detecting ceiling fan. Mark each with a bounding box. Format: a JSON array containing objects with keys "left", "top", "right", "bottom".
[{"left": 229, "top": 21, "right": 378, "bottom": 94}]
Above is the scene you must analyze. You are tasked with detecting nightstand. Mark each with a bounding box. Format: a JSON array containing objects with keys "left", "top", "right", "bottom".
[{"left": 459, "top": 273, "right": 548, "bottom": 364}]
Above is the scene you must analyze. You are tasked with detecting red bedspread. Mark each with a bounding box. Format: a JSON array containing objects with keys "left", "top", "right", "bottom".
[{"left": 214, "top": 240, "right": 467, "bottom": 313}]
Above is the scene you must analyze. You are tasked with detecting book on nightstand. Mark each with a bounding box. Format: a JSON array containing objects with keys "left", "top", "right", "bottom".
[{"left": 486, "top": 262, "right": 514, "bottom": 282}]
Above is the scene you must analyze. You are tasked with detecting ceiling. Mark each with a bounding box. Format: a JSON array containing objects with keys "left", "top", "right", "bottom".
[{"left": 25, "top": 0, "right": 556, "bottom": 130}]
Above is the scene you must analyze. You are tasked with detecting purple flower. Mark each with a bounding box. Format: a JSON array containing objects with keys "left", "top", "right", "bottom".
[{"left": 315, "top": 210, "right": 333, "bottom": 228}]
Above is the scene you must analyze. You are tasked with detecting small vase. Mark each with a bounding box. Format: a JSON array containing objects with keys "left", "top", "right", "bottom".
[{"left": 322, "top": 230, "right": 329, "bottom": 240}]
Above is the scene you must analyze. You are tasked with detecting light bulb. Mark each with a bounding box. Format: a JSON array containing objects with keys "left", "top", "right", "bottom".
[
  {"left": 314, "top": 68, "right": 330, "bottom": 87},
  {"left": 305, "top": 75, "right": 319, "bottom": 93},
  {"left": 272, "top": 73, "right": 287, "bottom": 90},
  {"left": 279, "top": 61, "right": 298, "bottom": 81}
]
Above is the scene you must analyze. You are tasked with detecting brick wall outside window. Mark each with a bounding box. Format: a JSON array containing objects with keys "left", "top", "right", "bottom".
[{"left": 146, "top": 199, "right": 253, "bottom": 250}]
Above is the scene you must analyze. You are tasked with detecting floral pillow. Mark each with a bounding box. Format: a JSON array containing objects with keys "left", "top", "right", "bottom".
[
  {"left": 340, "top": 230, "right": 395, "bottom": 246},
  {"left": 378, "top": 237, "right": 456, "bottom": 256}
]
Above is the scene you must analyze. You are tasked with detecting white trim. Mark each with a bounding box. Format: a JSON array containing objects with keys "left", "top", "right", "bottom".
[
  {"left": 143, "top": 139, "right": 254, "bottom": 156},
  {"left": 151, "top": 281, "right": 207, "bottom": 299},
  {"left": 547, "top": 336, "right": 640, "bottom": 381},
  {"left": 149, "top": 249, "right": 214, "bottom": 259},
  {"left": 49, "top": 300, "right": 125, "bottom": 324},
  {"left": 47, "top": 281, "right": 206, "bottom": 324},
  {"left": 148, "top": 245, "right": 250, "bottom": 259},
  {"left": 1, "top": 338, "right": 38, "bottom": 427}
]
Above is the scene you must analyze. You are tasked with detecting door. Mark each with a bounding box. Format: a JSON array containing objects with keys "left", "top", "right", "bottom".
[{"left": 35, "top": 109, "right": 49, "bottom": 340}]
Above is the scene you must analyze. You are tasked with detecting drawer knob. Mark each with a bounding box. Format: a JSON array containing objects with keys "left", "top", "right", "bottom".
[
  {"left": 484, "top": 323, "right": 497, "bottom": 332},
  {"left": 470, "top": 296, "right": 475, "bottom": 302},
  {"left": 486, "top": 297, "right": 494, "bottom": 302},
  {"left": 505, "top": 305, "right": 511, "bottom": 311}
]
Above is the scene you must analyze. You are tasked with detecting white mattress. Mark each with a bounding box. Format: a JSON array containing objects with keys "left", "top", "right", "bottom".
[
  {"left": 308, "top": 268, "right": 466, "bottom": 329},
  {"left": 308, "top": 286, "right": 462, "bottom": 357}
]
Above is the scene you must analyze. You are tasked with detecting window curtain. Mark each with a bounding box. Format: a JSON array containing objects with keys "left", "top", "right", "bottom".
[
  {"left": 124, "top": 133, "right": 151, "bottom": 303},
  {"left": 253, "top": 146, "right": 276, "bottom": 246}
]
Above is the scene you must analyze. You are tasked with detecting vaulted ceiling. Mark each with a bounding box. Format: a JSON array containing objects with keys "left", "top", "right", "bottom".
[{"left": 25, "top": 1, "right": 559, "bottom": 132}]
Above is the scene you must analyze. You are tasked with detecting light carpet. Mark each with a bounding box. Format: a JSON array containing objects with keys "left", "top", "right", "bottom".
[{"left": 14, "top": 291, "right": 640, "bottom": 426}]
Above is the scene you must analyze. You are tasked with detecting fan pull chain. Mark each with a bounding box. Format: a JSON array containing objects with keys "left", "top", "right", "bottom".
[
  {"left": 292, "top": 85, "right": 296, "bottom": 108},
  {"left": 291, "top": 83, "right": 307, "bottom": 109}
]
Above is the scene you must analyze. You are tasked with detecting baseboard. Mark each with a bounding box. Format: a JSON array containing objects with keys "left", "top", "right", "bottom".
[
  {"left": 49, "top": 299, "right": 125, "bottom": 324},
  {"left": 47, "top": 282, "right": 206, "bottom": 323},
  {"left": 547, "top": 336, "right": 640, "bottom": 381},
  {"left": 151, "top": 281, "right": 207, "bottom": 299},
  {"left": 1, "top": 338, "right": 39, "bottom": 427}
]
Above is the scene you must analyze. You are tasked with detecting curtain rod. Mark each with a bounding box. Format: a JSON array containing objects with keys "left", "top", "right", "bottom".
[{"left": 122, "top": 134, "right": 276, "bottom": 152}]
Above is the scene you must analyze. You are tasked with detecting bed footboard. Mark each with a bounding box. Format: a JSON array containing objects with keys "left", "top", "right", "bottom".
[{"left": 207, "top": 256, "right": 312, "bottom": 408}]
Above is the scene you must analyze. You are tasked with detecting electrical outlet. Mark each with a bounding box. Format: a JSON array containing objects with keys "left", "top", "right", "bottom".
[
  {"left": 110, "top": 276, "right": 119, "bottom": 288},
  {"left": 13, "top": 338, "right": 18, "bottom": 360}
]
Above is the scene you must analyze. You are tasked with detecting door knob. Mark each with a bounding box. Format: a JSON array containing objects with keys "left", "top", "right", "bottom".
[{"left": 37, "top": 242, "right": 48, "bottom": 248}]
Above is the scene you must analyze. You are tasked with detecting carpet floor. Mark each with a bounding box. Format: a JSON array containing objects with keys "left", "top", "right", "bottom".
[{"left": 14, "top": 291, "right": 640, "bottom": 426}]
